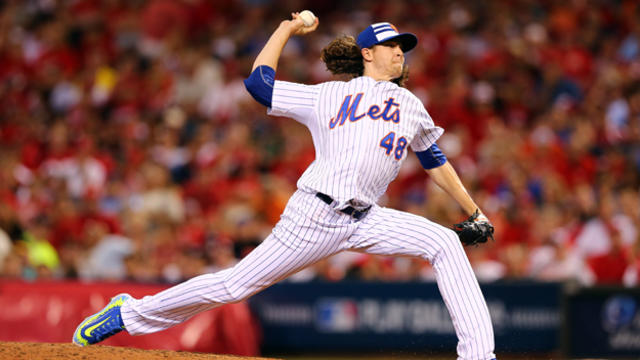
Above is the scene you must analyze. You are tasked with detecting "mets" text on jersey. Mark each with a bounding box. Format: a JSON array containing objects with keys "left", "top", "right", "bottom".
[{"left": 329, "top": 94, "right": 400, "bottom": 129}]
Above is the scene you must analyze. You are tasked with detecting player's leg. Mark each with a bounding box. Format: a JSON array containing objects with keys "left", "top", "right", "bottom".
[
  {"left": 348, "top": 206, "right": 495, "bottom": 360},
  {"left": 120, "top": 190, "right": 357, "bottom": 336}
]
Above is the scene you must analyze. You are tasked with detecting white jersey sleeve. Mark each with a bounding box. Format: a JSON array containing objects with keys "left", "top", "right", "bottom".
[
  {"left": 267, "top": 80, "right": 320, "bottom": 126},
  {"left": 407, "top": 96, "right": 444, "bottom": 152}
]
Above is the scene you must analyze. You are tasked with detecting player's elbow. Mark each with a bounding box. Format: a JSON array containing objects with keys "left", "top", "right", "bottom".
[{"left": 244, "top": 65, "right": 275, "bottom": 107}]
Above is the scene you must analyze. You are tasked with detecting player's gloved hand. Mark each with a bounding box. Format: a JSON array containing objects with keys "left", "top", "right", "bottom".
[{"left": 453, "top": 209, "right": 494, "bottom": 246}]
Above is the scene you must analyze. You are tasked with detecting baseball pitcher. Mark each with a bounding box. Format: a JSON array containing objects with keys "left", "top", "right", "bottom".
[{"left": 73, "top": 12, "right": 496, "bottom": 360}]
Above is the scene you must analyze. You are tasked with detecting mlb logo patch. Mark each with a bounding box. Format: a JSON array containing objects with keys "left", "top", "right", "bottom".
[{"left": 315, "top": 298, "right": 358, "bottom": 332}]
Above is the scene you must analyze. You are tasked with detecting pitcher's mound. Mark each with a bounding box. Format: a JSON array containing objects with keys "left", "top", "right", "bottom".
[{"left": 0, "top": 342, "right": 281, "bottom": 360}]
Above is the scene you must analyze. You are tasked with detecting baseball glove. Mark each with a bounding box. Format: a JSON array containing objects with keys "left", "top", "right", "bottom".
[{"left": 453, "top": 210, "right": 494, "bottom": 246}]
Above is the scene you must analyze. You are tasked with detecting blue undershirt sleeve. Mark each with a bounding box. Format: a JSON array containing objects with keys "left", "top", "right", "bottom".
[
  {"left": 243, "top": 65, "right": 275, "bottom": 107},
  {"left": 415, "top": 143, "right": 448, "bottom": 169}
]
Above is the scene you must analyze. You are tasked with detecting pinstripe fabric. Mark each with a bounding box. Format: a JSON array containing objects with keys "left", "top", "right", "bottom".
[
  {"left": 268, "top": 76, "right": 443, "bottom": 209},
  {"left": 120, "top": 76, "right": 495, "bottom": 360},
  {"left": 121, "top": 190, "right": 357, "bottom": 334},
  {"left": 349, "top": 205, "right": 495, "bottom": 360}
]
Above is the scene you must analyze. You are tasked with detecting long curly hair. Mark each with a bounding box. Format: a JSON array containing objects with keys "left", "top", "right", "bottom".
[{"left": 320, "top": 35, "right": 408, "bottom": 87}]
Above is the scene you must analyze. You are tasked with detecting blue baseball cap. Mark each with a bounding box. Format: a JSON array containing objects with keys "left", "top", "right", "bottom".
[{"left": 356, "top": 22, "right": 418, "bottom": 52}]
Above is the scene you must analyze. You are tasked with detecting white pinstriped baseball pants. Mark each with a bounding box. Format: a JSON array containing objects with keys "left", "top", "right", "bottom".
[{"left": 121, "top": 190, "right": 495, "bottom": 360}]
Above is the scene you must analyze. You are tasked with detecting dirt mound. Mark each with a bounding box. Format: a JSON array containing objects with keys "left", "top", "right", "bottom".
[{"left": 0, "top": 342, "right": 281, "bottom": 360}]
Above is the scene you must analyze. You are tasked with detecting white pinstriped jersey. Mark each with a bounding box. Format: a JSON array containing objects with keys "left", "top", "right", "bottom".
[{"left": 268, "top": 76, "right": 443, "bottom": 208}]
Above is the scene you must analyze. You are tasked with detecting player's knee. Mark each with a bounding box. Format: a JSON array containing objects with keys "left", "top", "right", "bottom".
[
  {"left": 221, "top": 276, "right": 251, "bottom": 303},
  {"left": 444, "top": 228, "right": 464, "bottom": 250},
  {"left": 433, "top": 228, "right": 464, "bottom": 259},
  {"left": 225, "top": 287, "right": 249, "bottom": 303}
]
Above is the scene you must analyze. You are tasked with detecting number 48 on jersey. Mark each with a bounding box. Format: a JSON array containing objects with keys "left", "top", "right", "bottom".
[{"left": 379, "top": 132, "right": 408, "bottom": 160}]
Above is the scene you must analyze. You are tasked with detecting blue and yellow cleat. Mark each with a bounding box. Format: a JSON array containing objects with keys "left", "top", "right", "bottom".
[{"left": 72, "top": 293, "right": 131, "bottom": 346}]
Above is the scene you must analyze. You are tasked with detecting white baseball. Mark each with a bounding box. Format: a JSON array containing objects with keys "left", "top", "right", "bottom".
[{"left": 299, "top": 10, "right": 316, "bottom": 27}]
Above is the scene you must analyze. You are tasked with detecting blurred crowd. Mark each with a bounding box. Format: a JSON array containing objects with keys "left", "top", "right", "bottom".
[{"left": 0, "top": 0, "right": 639, "bottom": 287}]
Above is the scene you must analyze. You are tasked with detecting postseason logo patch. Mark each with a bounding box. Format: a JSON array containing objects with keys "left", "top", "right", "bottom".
[{"left": 602, "top": 295, "right": 637, "bottom": 332}]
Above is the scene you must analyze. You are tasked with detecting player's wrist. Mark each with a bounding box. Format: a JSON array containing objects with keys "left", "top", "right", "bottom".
[
  {"left": 279, "top": 19, "right": 302, "bottom": 36},
  {"left": 276, "top": 20, "right": 295, "bottom": 36},
  {"left": 473, "top": 209, "right": 490, "bottom": 223}
]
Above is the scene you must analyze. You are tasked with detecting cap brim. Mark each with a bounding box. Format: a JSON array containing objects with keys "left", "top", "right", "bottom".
[{"left": 389, "top": 33, "right": 418, "bottom": 52}]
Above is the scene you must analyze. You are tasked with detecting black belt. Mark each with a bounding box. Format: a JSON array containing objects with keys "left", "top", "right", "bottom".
[{"left": 315, "top": 192, "right": 371, "bottom": 220}]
